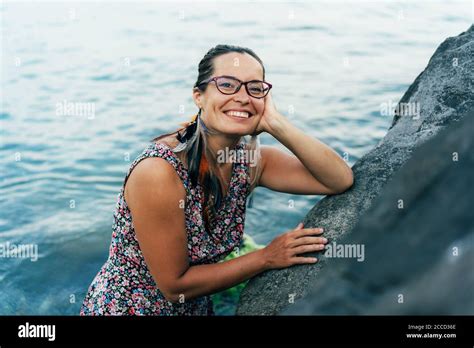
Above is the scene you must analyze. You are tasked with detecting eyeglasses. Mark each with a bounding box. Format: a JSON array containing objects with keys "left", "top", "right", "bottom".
[{"left": 198, "top": 75, "right": 272, "bottom": 99}]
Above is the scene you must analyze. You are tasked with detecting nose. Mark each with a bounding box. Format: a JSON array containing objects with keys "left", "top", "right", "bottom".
[{"left": 233, "top": 85, "right": 251, "bottom": 104}]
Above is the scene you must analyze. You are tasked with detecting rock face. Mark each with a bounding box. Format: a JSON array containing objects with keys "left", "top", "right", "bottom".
[
  {"left": 283, "top": 110, "right": 474, "bottom": 315},
  {"left": 236, "top": 25, "right": 474, "bottom": 315}
]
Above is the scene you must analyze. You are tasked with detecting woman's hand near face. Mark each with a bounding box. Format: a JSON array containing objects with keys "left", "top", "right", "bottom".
[
  {"left": 253, "top": 91, "right": 288, "bottom": 136},
  {"left": 262, "top": 222, "right": 327, "bottom": 269}
]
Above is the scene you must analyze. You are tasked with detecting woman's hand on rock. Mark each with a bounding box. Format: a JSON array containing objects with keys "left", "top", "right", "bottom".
[{"left": 262, "top": 222, "right": 327, "bottom": 270}]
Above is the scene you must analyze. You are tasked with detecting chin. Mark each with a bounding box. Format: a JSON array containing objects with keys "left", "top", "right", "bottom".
[{"left": 220, "top": 128, "right": 254, "bottom": 137}]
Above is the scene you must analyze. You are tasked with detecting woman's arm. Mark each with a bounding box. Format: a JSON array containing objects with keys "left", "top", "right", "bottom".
[
  {"left": 258, "top": 144, "right": 351, "bottom": 195},
  {"left": 125, "top": 157, "right": 326, "bottom": 303},
  {"left": 270, "top": 118, "right": 353, "bottom": 193},
  {"left": 255, "top": 92, "right": 354, "bottom": 195}
]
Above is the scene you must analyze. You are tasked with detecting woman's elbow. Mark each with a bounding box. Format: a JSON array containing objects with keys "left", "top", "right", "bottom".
[
  {"left": 158, "top": 280, "right": 185, "bottom": 304},
  {"left": 345, "top": 170, "right": 354, "bottom": 189},
  {"left": 335, "top": 170, "right": 354, "bottom": 194},
  {"left": 161, "top": 279, "right": 195, "bottom": 304},
  {"left": 162, "top": 289, "right": 182, "bottom": 304}
]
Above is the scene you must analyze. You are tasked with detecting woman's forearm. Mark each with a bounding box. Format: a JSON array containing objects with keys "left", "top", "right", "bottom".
[
  {"left": 269, "top": 116, "right": 353, "bottom": 192},
  {"left": 167, "top": 248, "right": 268, "bottom": 303}
]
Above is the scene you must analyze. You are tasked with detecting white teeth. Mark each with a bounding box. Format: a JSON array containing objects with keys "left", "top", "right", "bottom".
[{"left": 225, "top": 110, "right": 250, "bottom": 118}]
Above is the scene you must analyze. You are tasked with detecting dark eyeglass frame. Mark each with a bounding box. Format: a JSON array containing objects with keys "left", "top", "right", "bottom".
[{"left": 198, "top": 75, "right": 272, "bottom": 99}]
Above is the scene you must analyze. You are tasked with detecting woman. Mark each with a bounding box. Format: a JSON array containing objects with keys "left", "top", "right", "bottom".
[{"left": 80, "top": 44, "right": 354, "bottom": 315}]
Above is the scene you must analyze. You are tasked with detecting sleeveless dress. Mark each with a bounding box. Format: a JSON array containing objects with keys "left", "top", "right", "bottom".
[{"left": 80, "top": 141, "right": 251, "bottom": 315}]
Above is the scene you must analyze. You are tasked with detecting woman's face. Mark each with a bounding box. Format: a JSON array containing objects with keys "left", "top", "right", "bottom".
[{"left": 193, "top": 52, "right": 266, "bottom": 136}]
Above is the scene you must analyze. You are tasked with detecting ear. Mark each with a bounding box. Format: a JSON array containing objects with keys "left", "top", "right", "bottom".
[{"left": 192, "top": 87, "right": 203, "bottom": 109}]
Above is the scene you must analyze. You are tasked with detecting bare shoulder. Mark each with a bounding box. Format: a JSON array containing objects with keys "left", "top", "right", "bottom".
[
  {"left": 259, "top": 144, "right": 275, "bottom": 166},
  {"left": 260, "top": 144, "right": 291, "bottom": 161},
  {"left": 124, "top": 156, "right": 185, "bottom": 210}
]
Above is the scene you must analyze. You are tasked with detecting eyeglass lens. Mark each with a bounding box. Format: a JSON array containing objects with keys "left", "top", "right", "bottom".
[{"left": 215, "top": 77, "right": 270, "bottom": 98}]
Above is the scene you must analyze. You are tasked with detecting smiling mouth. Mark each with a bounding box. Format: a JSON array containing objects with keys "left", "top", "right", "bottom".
[{"left": 223, "top": 110, "right": 254, "bottom": 119}]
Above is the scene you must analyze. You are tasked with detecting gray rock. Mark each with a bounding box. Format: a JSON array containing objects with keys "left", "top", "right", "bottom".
[
  {"left": 283, "top": 109, "right": 474, "bottom": 315},
  {"left": 236, "top": 24, "right": 474, "bottom": 315}
]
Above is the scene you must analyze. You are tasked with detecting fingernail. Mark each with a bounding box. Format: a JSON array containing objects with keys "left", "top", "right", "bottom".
[{"left": 322, "top": 238, "right": 328, "bottom": 243}]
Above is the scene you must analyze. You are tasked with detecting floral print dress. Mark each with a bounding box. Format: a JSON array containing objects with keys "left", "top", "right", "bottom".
[{"left": 80, "top": 141, "right": 251, "bottom": 315}]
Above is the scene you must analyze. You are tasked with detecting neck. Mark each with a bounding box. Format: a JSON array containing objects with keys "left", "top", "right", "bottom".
[
  {"left": 198, "top": 114, "right": 240, "bottom": 167},
  {"left": 205, "top": 133, "right": 240, "bottom": 168}
]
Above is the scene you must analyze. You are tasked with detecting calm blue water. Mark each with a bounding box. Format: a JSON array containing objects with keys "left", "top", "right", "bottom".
[{"left": 1, "top": 0, "right": 472, "bottom": 315}]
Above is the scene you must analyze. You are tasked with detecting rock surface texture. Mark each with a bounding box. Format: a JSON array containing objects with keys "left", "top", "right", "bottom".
[{"left": 283, "top": 110, "right": 473, "bottom": 315}]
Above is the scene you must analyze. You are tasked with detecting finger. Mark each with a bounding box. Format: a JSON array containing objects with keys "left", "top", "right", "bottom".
[
  {"left": 293, "top": 227, "right": 324, "bottom": 238},
  {"left": 292, "top": 244, "right": 325, "bottom": 255},
  {"left": 289, "top": 236, "right": 328, "bottom": 247},
  {"left": 291, "top": 256, "right": 318, "bottom": 264},
  {"left": 295, "top": 222, "right": 304, "bottom": 230}
]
